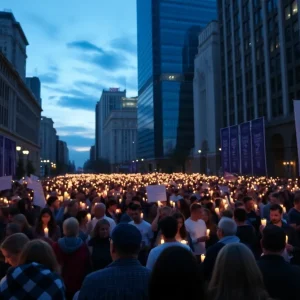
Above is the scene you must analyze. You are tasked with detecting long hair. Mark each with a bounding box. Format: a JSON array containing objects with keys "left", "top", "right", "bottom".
[
  {"left": 35, "top": 208, "right": 57, "bottom": 237},
  {"left": 19, "top": 239, "right": 60, "bottom": 273},
  {"left": 91, "top": 219, "right": 110, "bottom": 238},
  {"left": 12, "top": 214, "right": 31, "bottom": 231},
  {"left": 208, "top": 243, "right": 272, "bottom": 300},
  {"left": 177, "top": 199, "right": 190, "bottom": 219},
  {"left": 172, "top": 212, "right": 187, "bottom": 240}
]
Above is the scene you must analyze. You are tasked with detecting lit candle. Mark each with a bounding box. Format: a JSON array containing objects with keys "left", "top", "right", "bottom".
[
  {"left": 261, "top": 219, "right": 267, "bottom": 226},
  {"left": 44, "top": 227, "right": 49, "bottom": 238},
  {"left": 283, "top": 207, "right": 286, "bottom": 214},
  {"left": 206, "top": 229, "right": 210, "bottom": 236},
  {"left": 201, "top": 254, "right": 206, "bottom": 263},
  {"left": 87, "top": 213, "right": 91, "bottom": 222},
  {"left": 215, "top": 207, "right": 220, "bottom": 215},
  {"left": 286, "top": 235, "right": 288, "bottom": 243},
  {"left": 161, "top": 238, "right": 164, "bottom": 244},
  {"left": 141, "top": 212, "right": 144, "bottom": 219},
  {"left": 181, "top": 240, "right": 187, "bottom": 244},
  {"left": 116, "top": 209, "right": 121, "bottom": 214},
  {"left": 254, "top": 204, "right": 258, "bottom": 210}
]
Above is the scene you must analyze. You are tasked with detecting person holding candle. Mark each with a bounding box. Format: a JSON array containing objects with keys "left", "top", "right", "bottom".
[
  {"left": 105, "top": 198, "right": 118, "bottom": 223},
  {"left": 201, "top": 208, "right": 218, "bottom": 248},
  {"left": 172, "top": 212, "right": 193, "bottom": 250},
  {"left": 76, "top": 210, "right": 89, "bottom": 242},
  {"left": 243, "top": 196, "right": 261, "bottom": 233},
  {"left": 46, "top": 196, "right": 65, "bottom": 223},
  {"left": 34, "top": 208, "right": 61, "bottom": 243}
]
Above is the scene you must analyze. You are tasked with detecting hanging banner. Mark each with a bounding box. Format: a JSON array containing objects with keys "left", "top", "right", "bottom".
[
  {"left": 251, "top": 118, "right": 267, "bottom": 176},
  {"left": 220, "top": 127, "right": 230, "bottom": 173},
  {"left": 240, "top": 122, "right": 252, "bottom": 175},
  {"left": 0, "top": 136, "right": 3, "bottom": 177},
  {"left": 229, "top": 125, "right": 240, "bottom": 173},
  {"left": 294, "top": 100, "right": 300, "bottom": 175}
]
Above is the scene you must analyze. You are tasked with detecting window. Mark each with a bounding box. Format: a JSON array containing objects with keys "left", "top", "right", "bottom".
[
  {"left": 285, "top": 6, "right": 291, "bottom": 20},
  {"left": 292, "top": 1, "right": 298, "bottom": 15}
]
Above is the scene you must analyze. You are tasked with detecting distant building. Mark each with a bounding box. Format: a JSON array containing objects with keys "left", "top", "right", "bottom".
[
  {"left": 95, "top": 88, "right": 126, "bottom": 159},
  {"left": 193, "top": 21, "right": 222, "bottom": 174},
  {"left": 0, "top": 51, "right": 41, "bottom": 176},
  {"left": 103, "top": 96, "right": 138, "bottom": 172},
  {"left": 90, "top": 145, "right": 96, "bottom": 161},
  {"left": 26, "top": 77, "right": 41, "bottom": 105},
  {"left": 0, "top": 11, "right": 28, "bottom": 80},
  {"left": 56, "top": 137, "right": 69, "bottom": 174}
]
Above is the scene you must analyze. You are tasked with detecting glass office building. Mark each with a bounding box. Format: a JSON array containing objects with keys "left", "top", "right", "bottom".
[{"left": 137, "top": 0, "right": 216, "bottom": 170}]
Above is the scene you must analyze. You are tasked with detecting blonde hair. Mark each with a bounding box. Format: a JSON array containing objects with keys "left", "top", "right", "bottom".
[
  {"left": 1, "top": 233, "right": 29, "bottom": 254},
  {"left": 19, "top": 240, "right": 60, "bottom": 273},
  {"left": 208, "top": 243, "right": 271, "bottom": 300},
  {"left": 12, "top": 214, "right": 31, "bottom": 231}
]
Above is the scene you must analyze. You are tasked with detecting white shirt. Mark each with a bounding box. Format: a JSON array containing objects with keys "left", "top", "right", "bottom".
[
  {"left": 129, "top": 220, "right": 153, "bottom": 247},
  {"left": 89, "top": 216, "right": 116, "bottom": 234},
  {"left": 146, "top": 242, "right": 191, "bottom": 270},
  {"left": 185, "top": 218, "right": 207, "bottom": 255}
]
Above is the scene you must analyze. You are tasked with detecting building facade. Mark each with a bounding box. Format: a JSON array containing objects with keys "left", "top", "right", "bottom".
[
  {"left": 40, "top": 116, "right": 56, "bottom": 165},
  {"left": 90, "top": 145, "right": 96, "bottom": 161},
  {"left": 218, "top": 0, "right": 300, "bottom": 176},
  {"left": 137, "top": 0, "right": 217, "bottom": 172},
  {"left": 102, "top": 97, "right": 137, "bottom": 172},
  {"left": 0, "top": 52, "right": 41, "bottom": 175},
  {"left": 56, "top": 138, "right": 69, "bottom": 175},
  {"left": 95, "top": 88, "right": 126, "bottom": 159},
  {"left": 193, "top": 21, "right": 222, "bottom": 175},
  {"left": 26, "top": 77, "right": 41, "bottom": 105},
  {"left": 0, "top": 11, "right": 28, "bottom": 80}
]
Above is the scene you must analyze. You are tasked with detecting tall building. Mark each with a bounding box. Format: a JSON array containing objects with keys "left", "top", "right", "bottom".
[
  {"left": 26, "top": 77, "right": 41, "bottom": 105},
  {"left": 0, "top": 11, "right": 28, "bottom": 80},
  {"left": 218, "top": 0, "right": 300, "bottom": 176},
  {"left": 95, "top": 88, "right": 126, "bottom": 159},
  {"left": 56, "top": 137, "right": 69, "bottom": 174},
  {"left": 0, "top": 52, "right": 41, "bottom": 176},
  {"left": 90, "top": 145, "right": 96, "bottom": 161},
  {"left": 137, "top": 0, "right": 217, "bottom": 172},
  {"left": 102, "top": 97, "right": 138, "bottom": 172},
  {"left": 193, "top": 21, "right": 222, "bottom": 175}
]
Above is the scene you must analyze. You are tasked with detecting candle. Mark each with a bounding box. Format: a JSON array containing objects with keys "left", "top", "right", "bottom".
[
  {"left": 44, "top": 227, "right": 49, "bottom": 238},
  {"left": 141, "top": 212, "right": 144, "bottom": 219},
  {"left": 254, "top": 204, "right": 257, "bottom": 210},
  {"left": 181, "top": 240, "right": 187, "bottom": 244},
  {"left": 201, "top": 254, "right": 206, "bottom": 263},
  {"left": 286, "top": 235, "right": 288, "bottom": 243},
  {"left": 116, "top": 209, "right": 121, "bottom": 214},
  {"left": 87, "top": 213, "right": 91, "bottom": 222},
  {"left": 161, "top": 238, "right": 164, "bottom": 244},
  {"left": 206, "top": 229, "right": 210, "bottom": 236},
  {"left": 261, "top": 219, "right": 267, "bottom": 226},
  {"left": 283, "top": 207, "right": 286, "bottom": 214},
  {"left": 215, "top": 207, "right": 220, "bottom": 215}
]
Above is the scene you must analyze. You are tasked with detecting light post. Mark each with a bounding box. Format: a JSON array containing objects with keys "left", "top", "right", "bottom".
[
  {"left": 22, "top": 150, "right": 29, "bottom": 175},
  {"left": 198, "top": 150, "right": 202, "bottom": 173}
]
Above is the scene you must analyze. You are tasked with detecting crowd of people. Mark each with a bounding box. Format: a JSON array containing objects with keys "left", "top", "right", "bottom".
[{"left": 0, "top": 173, "right": 300, "bottom": 299}]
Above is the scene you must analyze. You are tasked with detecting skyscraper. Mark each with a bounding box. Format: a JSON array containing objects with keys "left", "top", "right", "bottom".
[
  {"left": 137, "top": 0, "right": 216, "bottom": 172},
  {"left": 26, "top": 77, "right": 41, "bottom": 105},
  {"left": 218, "top": 0, "right": 300, "bottom": 176}
]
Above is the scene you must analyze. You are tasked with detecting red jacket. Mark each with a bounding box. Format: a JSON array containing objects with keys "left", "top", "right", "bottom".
[{"left": 53, "top": 238, "right": 90, "bottom": 299}]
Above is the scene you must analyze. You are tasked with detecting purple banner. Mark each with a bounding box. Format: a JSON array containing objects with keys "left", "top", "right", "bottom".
[
  {"left": 229, "top": 125, "right": 240, "bottom": 173},
  {"left": 240, "top": 122, "right": 252, "bottom": 175},
  {"left": 251, "top": 118, "right": 267, "bottom": 176},
  {"left": 0, "top": 136, "right": 3, "bottom": 177},
  {"left": 221, "top": 128, "right": 230, "bottom": 173}
]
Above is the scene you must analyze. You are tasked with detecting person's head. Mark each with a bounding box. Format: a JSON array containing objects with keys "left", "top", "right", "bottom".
[
  {"left": 190, "top": 196, "right": 197, "bottom": 204},
  {"left": 221, "top": 209, "right": 233, "bottom": 219},
  {"left": 110, "top": 223, "right": 142, "bottom": 260},
  {"left": 47, "top": 196, "right": 60, "bottom": 210},
  {"left": 66, "top": 200, "right": 79, "bottom": 217},
  {"left": 172, "top": 212, "right": 187, "bottom": 239},
  {"left": 190, "top": 203, "right": 202, "bottom": 220},
  {"left": 294, "top": 192, "right": 300, "bottom": 210},
  {"left": 107, "top": 198, "right": 118, "bottom": 212},
  {"left": 76, "top": 210, "right": 89, "bottom": 226},
  {"left": 217, "top": 217, "right": 237, "bottom": 240},
  {"left": 19, "top": 240, "right": 60, "bottom": 273},
  {"left": 6, "top": 223, "right": 21, "bottom": 237},
  {"left": 234, "top": 208, "right": 247, "bottom": 224},
  {"left": 63, "top": 217, "right": 79, "bottom": 237},
  {"left": 269, "top": 203, "right": 283, "bottom": 225},
  {"left": 8, "top": 207, "right": 20, "bottom": 222},
  {"left": 12, "top": 214, "right": 30, "bottom": 231},
  {"left": 209, "top": 243, "right": 270, "bottom": 300},
  {"left": 93, "top": 203, "right": 106, "bottom": 219},
  {"left": 269, "top": 192, "right": 280, "bottom": 205},
  {"left": 160, "top": 206, "right": 172, "bottom": 218},
  {"left": 201, "top": 208, "right": 211, "bottom": 223},
  {"left": 159, "top": 216, "right": 178, "bottom": 240},
  {"left": 201, "top": 195, "right": 211, "bottom": 205},
  {"left": 132, "top": 196, "right": 142, "bottom": 206},
  {"left": 149, "top": 246, "right": 203, "bottom": 300},
  {"left": 130, "top": 203, "right": 142, "bottom": 223},
  {"left": 0, "top": 233, "right": 29, "bottom": 266},
  {"left": 92, "top": 219, "right": 110, "bottom": 239},
  {"left": 243, "top": 196, "right": 254, "bottom": 211},
  {"left": 261, "top": 225, "right": 285, "bottom": 255},
  {"left": 38, "top": 208, "right": 56, "bottom": 229},
  {"left": 234, "top": 201, "right": 245, "bottom": 209}
]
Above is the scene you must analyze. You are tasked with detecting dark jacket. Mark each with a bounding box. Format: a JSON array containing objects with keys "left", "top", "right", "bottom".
[
  {"left": 53, "top": 237, "right": 90, "bottom": 299},
  {"left": 88, "top": 237, "right": 112, "bottom": 271},
  {"left": 257, "top": 254, "right": 300, "bottom": 300},
  {"left": 236, "top": 225, "right": 257, "bottom": 251}
]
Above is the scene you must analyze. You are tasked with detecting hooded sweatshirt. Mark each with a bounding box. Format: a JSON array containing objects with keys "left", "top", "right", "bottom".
[{"left": 53, "top": 237, "right": 90, "bottom": 299}]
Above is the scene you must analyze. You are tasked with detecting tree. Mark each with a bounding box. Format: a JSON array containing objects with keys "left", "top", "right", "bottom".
[
  {"left": 26, "top": 160, "right": 36, "bottom": 176},
  {"left": 16, "top": 159, "right": 25, "bottom": 179}
]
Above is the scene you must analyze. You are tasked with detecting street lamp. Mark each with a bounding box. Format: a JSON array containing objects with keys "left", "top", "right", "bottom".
[
  {"left": 16, "top": 146, "right": 21, "bottom": 152},
  {"left": 198, "top": 150, "right": 202, "bottom": 154},
  {"left": 219, "top": 148, "right": 222, "bottom": 151},
  {"left": 22, "top": 150, "right": 29, "bottom": 155},
  {"left": 141, "top": 159, "right": 144, "bottom": 161}
]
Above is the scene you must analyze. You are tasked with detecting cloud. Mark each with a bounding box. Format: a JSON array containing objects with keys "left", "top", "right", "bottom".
[
  {"left": 28, "top": 14, "right": 59, "bottom": 38},
  {"left": 75, "top": 81, "right": 104, "bottom": 91},
  {"left": 69, "top": 147, "right": 91, "bottom": 152},
  {"left": 56, "top": 126, "right": 95, "bottom": 139},
  {"left": 39, "top": 73, "right": 58, "bottom": 84},
  {"left": 110, "top": 36, "right": 137, "bottom": 55},
  {"left": 56, "top": 95, "right": 98, "bottom": 111},
  {"left": 67, "top": 41, "right": 104, "bottom": 53}
]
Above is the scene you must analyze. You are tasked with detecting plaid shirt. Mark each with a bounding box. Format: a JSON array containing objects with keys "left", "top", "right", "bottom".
[
  {"left": 0, "top": 262, "right": 65, "bottom": 300},
  {"left": 78, "top": 258, "right": 151, "bottom": 300}
]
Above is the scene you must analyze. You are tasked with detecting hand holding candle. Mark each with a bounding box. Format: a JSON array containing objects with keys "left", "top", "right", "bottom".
[
  {"left": 206, "top": 229, "right": 210, "bottom": 237},
  {"left": 261, "top": 218, "right": 267, "bottom": 227},
  {"left": 87, "top": 213, "right": 91, "bottom": 222},
  {"left": 201, "top": 254, "right": 206, "bottom": 263},
  {"left": 44, "top": 227, "right": 49, "bottom": 238}
]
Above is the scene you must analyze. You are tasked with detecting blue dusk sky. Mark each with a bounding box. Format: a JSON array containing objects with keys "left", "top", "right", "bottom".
[{"left": 2, "top": 0, "right": 137, "bottom": 167}]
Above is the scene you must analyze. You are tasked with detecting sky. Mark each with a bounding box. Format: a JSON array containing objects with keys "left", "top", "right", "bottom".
[{"left": 2, "top": 0, "right": 137, "bottom": 167}]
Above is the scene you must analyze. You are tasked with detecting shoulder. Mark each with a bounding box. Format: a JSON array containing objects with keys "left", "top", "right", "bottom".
[
  {"left": 207, "top": 242, "right": 224, "bottom": 255},
  {"left": 142, "top": 220, "right": 151, "bottom": 227}
]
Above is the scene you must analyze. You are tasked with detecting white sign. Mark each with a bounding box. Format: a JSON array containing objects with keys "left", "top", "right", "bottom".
[
  {"left": 30, "top": 181, "right": 46, "bottom": 208},
  {"left": 294, "top": 100, "right": 300, "bottom": 175},
  {"left": 0, "top": 176, "right": 12, "bottom": 191},
  {"left": 146, "top": 185, "right": 167, "bottom": 203}
]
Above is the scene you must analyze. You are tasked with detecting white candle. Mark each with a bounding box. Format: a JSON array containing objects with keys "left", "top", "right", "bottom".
[
  {"left": 261, "top": 219, "right": 267, "bottom": 226},
  {"left": 44, "top": 227, "right": 49, "bottom": 238},
  {"left": 201, "top": 254, "right": 206, "bottom": 263},
  {"left": 87, "top": 213, "right": 91, "bottom": 222},
  {"left": 141, "top": 212, "right": 144, "bottom": 219},
  {"left": 161, "top": 238, "right": 164, "bottom": 244},
  {"left": 206, "top": 229, "right": 210, "bottom": 236},
  {"left": 254, "top": 204, "right": 258, "bottom": 210},
  {"left": 215, "top": 207, "right": 220, "bottom": 215},
  {"left": 286, "top": 235, "right": 288, "bottom": 243},
  {"left": 283, "top": 207, "right": 286, "bottom": 214},
  {"left": 116, "top": 209, "right": 121, "bottom": 214},
  {"left": 181, "top": 240, "right": 187, "bottom": 244}
]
